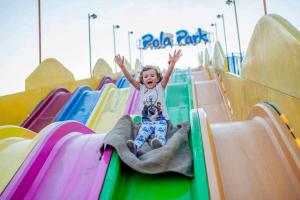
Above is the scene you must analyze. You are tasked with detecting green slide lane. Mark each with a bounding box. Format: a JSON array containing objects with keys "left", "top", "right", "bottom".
[
  {"left": 100, "top": 72, "right": 209, "bottom": 200},
  {"left": 172, "top": 70, "right": 189, "bottom": 83}
]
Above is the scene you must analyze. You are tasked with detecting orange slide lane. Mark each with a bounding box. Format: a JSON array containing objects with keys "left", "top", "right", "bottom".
[{"left": 191, "top": 69, "right": 300, "bottom": 200}]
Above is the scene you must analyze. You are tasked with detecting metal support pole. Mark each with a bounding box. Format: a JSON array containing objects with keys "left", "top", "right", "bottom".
[
  {"left": 218, "top": 14, "right": 229, "bottom": 71},
  {"left": 211, "top": 23, "right": 219, "bottom": 42},
  {"left": 113, "top": 25, "right": 118, "bottom": 72},
  {"left": 38, "top": 0, "right": 41, "bottom": 64},
  {"left": 88, "top": 14, "right": 92, "bottom": 77},
  {"left": 208, "top": 32, "right": 213, "bottom": 56},
  {"left": 139, "top": 39, "right": 144, "bottom": 66},
  {"left": 87, "top": 13, "right": 97, "bottom": 77},
  {"left": 128, "top": 31, "right": 133, "bottom": 69},
  {"left": 233, "top": 0, "right": 242, "bottom": 62},
  {"left": 263, "top": 0, "right": 268, "bottom": 15},
  {"left": 221, "top": 15, "right": 228, "bottom": 58},
  {"left": 214, "top": 23, "right": 219, "bottom": 42}
]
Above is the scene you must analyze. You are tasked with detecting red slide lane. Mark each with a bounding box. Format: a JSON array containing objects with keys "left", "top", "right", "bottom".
[{"left": 21, "top": 88, "right": 72, "bottom": 132}]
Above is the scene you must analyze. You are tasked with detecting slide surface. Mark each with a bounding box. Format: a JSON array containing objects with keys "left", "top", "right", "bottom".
[
  {"left": 87, "top": 83, "right": 131, "bottom": 133},
  {"left": 55, "top": 86, "right": 102, "bottom": 124},
  {"left": 0, "top": 85, "right": 102, "bottom": 195},
  {"left": 96, "top": 76, "right": 113, "bottom": 90},
  {"left": 0, "top": 121, "right": 95, "bottom": 199},
  {"left": 192, "top": 69, "right": 300, "bottom": 199},
  {"left": 21, "top": 77, "right": 108, "bottom": 132},
  {"left": 0, "top": 80, "right": 131, "bottom": 199},
  {"left": 125, "top": 88, "right": 140, "bottom": 115},
  {"left": 0, "top": 125, "right": 52, "bottom": 194},
  {"left": 0, "top": 126, "right": 36, "bottom": 192},
  {"left": 198, "top": 103, "right": 300, "bottom": 200},
  {"left": 193, "top": 79, "right": 232, "bottom": 124},
  {"left": 116, "top": 76, "right": 130, "bottom": 88},
  {"left": 21, "top": 88, "right": 72, "bottom": 132},
  {"left": 0, "top": 126, "right": 36, "bottom": 140},
  {"left": 100, "top": 72, "right": 209, "bottom": 200},
  {"left": 56, "top": 76, "right": 111, "bottom": 124}
]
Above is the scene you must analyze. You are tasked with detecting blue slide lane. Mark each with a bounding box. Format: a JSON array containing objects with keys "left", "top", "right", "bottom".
[
  {"left": 55, "top": 86, "right": 103, "bottom": 124},
  {"left": 116, "top": 76, "right": 130, "bottom": 88}
]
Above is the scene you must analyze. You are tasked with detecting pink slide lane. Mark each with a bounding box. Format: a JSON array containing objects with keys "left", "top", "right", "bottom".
[
  {"left": 25, "top": 133, "right": 105, "bottom": 199},
  {"left": 0, "top": 121, "right": 101, "bottom": 200},
  {"left": 125, "top": 88, "right": 140, "bottom": 115}
]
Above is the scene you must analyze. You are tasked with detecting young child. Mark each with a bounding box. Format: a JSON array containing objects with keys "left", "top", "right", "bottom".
[{"left": 114, "top": 49, "right": 182, "bottom": 155}]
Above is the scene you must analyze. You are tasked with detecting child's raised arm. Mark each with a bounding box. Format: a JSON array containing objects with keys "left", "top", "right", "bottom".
[
  {"left": 114, "top": 55, "right": 140, "bottom": 90},
  {"left": 161, "top": 49, "right": 182, "bottom": 88}
]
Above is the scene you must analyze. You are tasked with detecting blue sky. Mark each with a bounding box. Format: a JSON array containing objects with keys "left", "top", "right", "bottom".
[{"left": 0, "top": 0, "right": 299, "bottom": 95}]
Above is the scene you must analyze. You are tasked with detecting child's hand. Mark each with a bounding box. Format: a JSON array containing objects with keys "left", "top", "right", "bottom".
[
  {"left": 168, "top": 49, "right": 182, "bottom": 65},
  {"left": 114, "top": 55, "right": 125, "bottom": 68}
]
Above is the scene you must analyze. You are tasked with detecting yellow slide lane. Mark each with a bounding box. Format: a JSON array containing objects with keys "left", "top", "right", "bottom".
[
  {"left": 0, "top": 125, "right": 53, "bottom": 193},
  {"left": 86, "top": 83, "right": 131, "bottom": 132},
  {"left": 0, "top": 126, "right": 36, "bottom": 151},
  {"left": 0, "top": 126, "right": 36, "bottom": 139}
]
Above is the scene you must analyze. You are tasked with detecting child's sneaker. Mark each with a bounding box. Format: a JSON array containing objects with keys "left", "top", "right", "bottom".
[
  {"left": 151, "top": 138, "right": 162, "bottom": 149},
  {"left": 127, "top": 140, "right": 137, "bottom": 155}
]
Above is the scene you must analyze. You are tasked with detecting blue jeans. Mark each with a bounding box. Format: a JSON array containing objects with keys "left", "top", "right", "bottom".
[{"left": 134, "top": 120, "right": 167, "bottom": 150}]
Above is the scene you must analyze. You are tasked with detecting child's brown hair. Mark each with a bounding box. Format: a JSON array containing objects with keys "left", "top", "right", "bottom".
[{"left": 139, "top": 65, "right": 163, "bottom": 84}]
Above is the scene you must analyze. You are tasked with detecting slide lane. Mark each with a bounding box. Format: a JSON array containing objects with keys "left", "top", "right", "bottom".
[
  {"left": 21, "top": 76, "right": 109, "bottom": 132},
  {"left": 0, "top": 125, "right": 52, "bottom": 194},
  {"left": 0, "top": 121, "right": 95, "bottom": 200},
  {"left": 125, "top": 87, "right": 140, "bottom": 115},
  {"left": 0, "top": 126, "right": 36, "bottom": 156},
  {"left": 0, "top": 126, "right": 36, "bottom": 192},
  {"left": 116, "top": 76, "right": 130, "bottom": 88},
  {"left": 198, "top": 103, "right": 300, "bottom": 200},
  {"left": 100, "top": 72, "right": 210, "bottom": 200},
  {"left": 0, "top": 126, "right": 36, "bottom": 140},
  {"left": 0, "top": 85, "right": 90, "bottom": 194},
  {"left": 96, "top": 76, "right": 113, "bottom": 90},
  {"left": 55, "top": 86, "right": 102, "bottom": 124},
  {"left": 24, "top": 82, "right": 131, "bottom": 199},
  {"left": 172, "top": 70, "right": 190, "bottom": 83},
  {"left": 0, "top": 81, "right": 131, "bottom": 199},
  {"left": 21, "top": 88, "right": 72, "bottom": 132},
  {"left": 0, "top": 85, "right": 101, "bottom": 195},
  {"left": 115, "top": 76, "right": 125, "bottom": 88},
  {"left": 193, "top": 79, "right": 232, "bottom": 124},
  {"left": 0, "top": 78, "right": 119, "bottom": 198},
  {"left": 21, "top": 84, "right": 120, "bottom": 199},
  {"left": 192, "top": 69, "right": 300, "bottom": 199},
  {"left": 86, "top": 83, "right": 131, "bottom": 133},
  {"left": 55, "top": 76, "right": 112, "bottom": 123}
]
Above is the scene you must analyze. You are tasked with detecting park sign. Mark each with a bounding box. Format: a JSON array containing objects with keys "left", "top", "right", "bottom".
[{"left": 141, "top": 28, "right": 210, "bottom": 50}]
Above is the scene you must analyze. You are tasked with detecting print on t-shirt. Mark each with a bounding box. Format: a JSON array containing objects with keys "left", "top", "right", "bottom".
[{"left": 142, "top": 87, "right": 165, "bottom": 121}]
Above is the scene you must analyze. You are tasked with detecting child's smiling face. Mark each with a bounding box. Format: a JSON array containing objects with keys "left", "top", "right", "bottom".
[{"left": 142, "top": 69, "right": 159, "bottom": 89}]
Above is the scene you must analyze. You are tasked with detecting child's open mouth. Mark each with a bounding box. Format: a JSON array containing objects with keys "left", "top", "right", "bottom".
[{"left": 147, "top": 81, "right": 153, "bottom": 85}]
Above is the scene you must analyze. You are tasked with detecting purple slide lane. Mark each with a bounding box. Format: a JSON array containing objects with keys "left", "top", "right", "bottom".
[{"left": 96, "top": 76, "right": 113, "bottom": 90}]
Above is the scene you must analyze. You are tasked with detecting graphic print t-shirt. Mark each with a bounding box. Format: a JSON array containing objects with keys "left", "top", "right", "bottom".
[{"left": 139, "top": 82, "right": 169, "bottom": 121}]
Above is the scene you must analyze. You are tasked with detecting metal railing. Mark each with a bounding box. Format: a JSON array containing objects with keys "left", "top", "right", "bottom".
[{"left": 226, "top": 52, "right": 244, "bottom": 75}]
